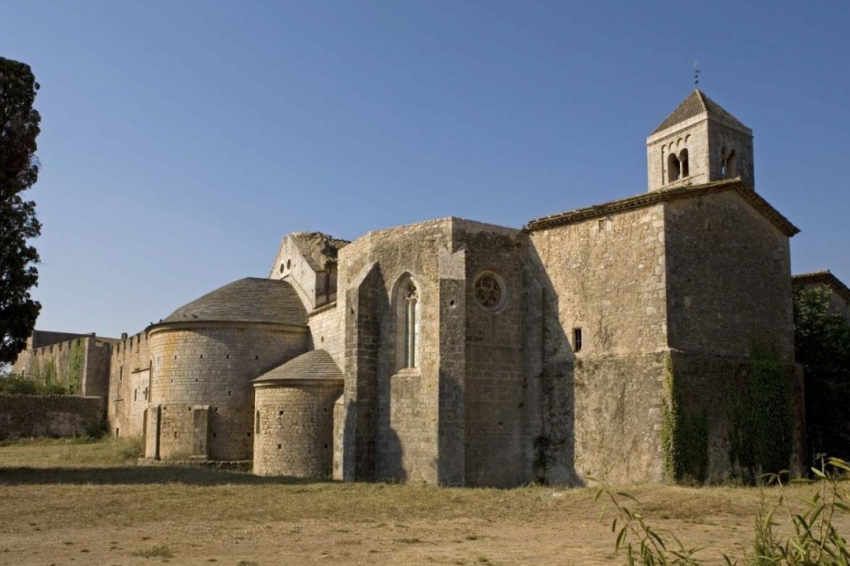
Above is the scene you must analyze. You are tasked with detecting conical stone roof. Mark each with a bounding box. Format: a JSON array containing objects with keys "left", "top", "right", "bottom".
[
  {"left": 652, "top": 89, "right": 749, "bottom": 134},
  {"left": 162, "top": 278, "right": 308, "bottom": 326},
  {"left": 253, "top": 349, "right": 343, "bottom": 384}
]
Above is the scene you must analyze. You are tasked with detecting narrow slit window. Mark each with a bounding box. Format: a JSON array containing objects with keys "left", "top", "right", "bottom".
[
  {"left": 725, "top": 150, "right": 737, "bottom": 178},
  {"left": 403, "top": 282, "right": 419, "bottom": 368},
  {"left": 573, "top": 328, "right": 583, "bottom": 353}
]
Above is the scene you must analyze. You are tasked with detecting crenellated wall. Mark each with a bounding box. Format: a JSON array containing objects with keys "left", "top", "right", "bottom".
[
  {"left": 108, "top": 331, "right": 151, "bottom": 439},
  {"left": 11, "top": 333, "right": 115, "bottom": 401}
]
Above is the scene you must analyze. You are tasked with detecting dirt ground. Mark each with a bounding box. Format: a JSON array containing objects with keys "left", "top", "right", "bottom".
[{"left": 0, "top": 439, "right": 845, "bottom": 566}]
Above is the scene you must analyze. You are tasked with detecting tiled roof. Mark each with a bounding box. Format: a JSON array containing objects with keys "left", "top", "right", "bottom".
[
  {"left": 792, "top": 271, "right": 850, "bottom": 303},
  {"left": 162, "top": 278, "right": 308, "bottom": 326},
  {"left": 253, "top": 349, "right": 343, "bottom": 383},
  {"left": 289, "top": 232, "right": 350, "bottom": 273},
  {"left": 524, "top": 178, "right": 799, "bottom": 237},
  {"left": 652, "top": 90, "right": 749, "bottom": 134}
]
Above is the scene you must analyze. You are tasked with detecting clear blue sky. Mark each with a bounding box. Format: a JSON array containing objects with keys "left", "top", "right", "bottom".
[{"left": 2, "top": 1, "right": 848, "bottom": 338}]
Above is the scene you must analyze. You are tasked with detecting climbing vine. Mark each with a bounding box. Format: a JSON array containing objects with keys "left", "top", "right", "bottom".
[
  {"left": 660, "top": 353, "right": 708, "bottom": 484},
  {"left": 728, "top": 342, "right": 793, "bottom": 482},
  {"left": 67, "top": 339, "right": 85, "bottom": 395},
  {"left": 41, "top": 358, "right": 57, "bottom": 387}
]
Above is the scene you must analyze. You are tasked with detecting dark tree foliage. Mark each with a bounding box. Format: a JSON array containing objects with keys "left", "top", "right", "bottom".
[
  {"left": 0, "top": 56, "right": 41, "bottom": 364},
  {"left": 794, "top": 286, "right": 850, "bottom": 462}
]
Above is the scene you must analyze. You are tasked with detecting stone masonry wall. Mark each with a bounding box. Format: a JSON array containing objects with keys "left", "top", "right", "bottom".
[
  {"left": 0, "top": 395, "right": 103, "bottom": 440},
  {"left": 373, "top": 220, "right": 453, "bottom": 484},
  {"left": 253, "top": 382, "right": 342, "bottom": 477},
  {"left": 664, "top": 191, "right": 795, "bottom": 360},
  {"left": 308, "top": 304, "right": 344, "bottom": 367},
  {"left": 647, "top": 120, "right": 710, "bottom": 192},
  {"left": 109, "top": 331, "right": 150, "bottom": 439},
  {"left": 12, "top": 335, "right": 112, "bottom": 398},
  {"left": 529, "top": 204, "right": 668, "bottom": 358},
  {"left": 572, "top": 353, "right": 667, "bottom": 484},
  {"left": 148, "top": 325, "right": 308, "bottom": 460},
  {"left": 708, "top": 121, "right": 754, "bottom": 187},
  {"left": 669, "top": 353, "right": 805, "bottom": 482},
  {"left": 338, "top": 220, "right": 454, "bottom": 483},
  {"left": 341, "top": 259, "right": 381, "bottom": 481},
  {"left": 455, "top": 220, "right": 532, "bottom": 487},
  {"left": 437, "top": 247, "right": 466, "bottom": 487},
  {"left": 664, "top": 191, "right": 801, "bottom": 480},
  {"left": 31, "top": 331, "right": 88, "bottom": 349},
  {"left": 269, "top": 236, "right": 319, "bottom": 311},
  {"left": 529, "top": 203, "right": 668, "bottom": 484},
  {"left": 84, "top": 338, "right": 113, "bottom": 400},
  {"left": 647, "top": 114, "right": 754, "bottom": 192}
]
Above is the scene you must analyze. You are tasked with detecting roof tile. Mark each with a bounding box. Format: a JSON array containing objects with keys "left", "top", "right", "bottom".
[
  {"left": 652, "top": 90, "right": 749, "bottom": 134},
  {"left": 162, "top": 278, "right": 308, "bottom": 326},
  {"left": 253, "top": 349, "right": 343, "bottom": 383}
]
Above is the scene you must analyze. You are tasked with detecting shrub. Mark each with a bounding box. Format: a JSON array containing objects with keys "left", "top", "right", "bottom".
[
  {"left": 594, "top": 457, "right": 850, "bottom": 565},
  {"left": 0, "top": 373, "right": 68, "bottom": 395}
]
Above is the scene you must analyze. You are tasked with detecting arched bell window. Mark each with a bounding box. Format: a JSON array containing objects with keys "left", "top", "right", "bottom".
[
  {"left": 667, "top": 153, "right": 681, "bottom": 183},
  {"left": 679, "top": 148, "right": 689, "bottom": 178}
]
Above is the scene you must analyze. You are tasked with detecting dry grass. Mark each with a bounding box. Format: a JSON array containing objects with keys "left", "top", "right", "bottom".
[{"left": 0, "top": 438, "right": 846, "bottom": 565}]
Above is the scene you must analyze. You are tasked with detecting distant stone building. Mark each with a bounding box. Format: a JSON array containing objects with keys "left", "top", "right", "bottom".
[
  {"left": 15, "top": 90, "right": 841, "bottom": 486},
  {"left": 793, "top": 271, "right": 850, "bottom": 322},
  {"left": 12, "top": 330, "right": 116, "bottom": 399}
]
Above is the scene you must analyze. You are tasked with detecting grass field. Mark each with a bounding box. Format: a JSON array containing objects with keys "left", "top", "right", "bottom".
[{"left": 0, "top": 438, "right": 845, "bottom": 566}]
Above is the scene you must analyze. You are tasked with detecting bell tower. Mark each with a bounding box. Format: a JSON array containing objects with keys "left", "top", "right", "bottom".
[{"left": 646, "top": 90, "right": 754, "bottom": 192}]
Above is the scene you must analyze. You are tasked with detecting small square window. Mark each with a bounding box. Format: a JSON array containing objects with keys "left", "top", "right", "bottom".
[{"left": 573, "top": 328, "right": 583, "bottom": 353}]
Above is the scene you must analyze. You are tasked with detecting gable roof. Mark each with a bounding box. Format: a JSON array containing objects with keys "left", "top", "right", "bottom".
[
  {"left": 253, "top": 349, "right": 343, "bottom": 384},
  {"left": 161, "top": 278, "right": 308, "bottom": 327},
  {"left": 792, "top": 271, "right": 850, "bottom": 303},
  {"left": 524, "top": 179, "right": 799, "bottom": 237},
  {"left": 652, "top": 89, "right": 749, "bottom": 135},
  {"left": 288, "top": 232, "right": 350, "bottom": 273}
]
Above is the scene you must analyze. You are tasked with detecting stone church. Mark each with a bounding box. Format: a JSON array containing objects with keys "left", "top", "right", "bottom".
[{"left": 15, "top": 90, "right": 823, "bottom": 486}]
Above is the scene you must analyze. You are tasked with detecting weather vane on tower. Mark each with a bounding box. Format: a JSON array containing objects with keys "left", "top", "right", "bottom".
[{"left": 693, "top": 61, "right": 701, "bottom": 86}]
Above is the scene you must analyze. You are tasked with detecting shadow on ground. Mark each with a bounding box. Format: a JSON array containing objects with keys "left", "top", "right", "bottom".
[{"left": 0, "top": 465, "right": 327, "bottom": 486}]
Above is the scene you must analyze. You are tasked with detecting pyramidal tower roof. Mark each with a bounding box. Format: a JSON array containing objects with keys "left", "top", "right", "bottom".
[{"left": 651, "top": 89, "right": 749, "bottom": 135}]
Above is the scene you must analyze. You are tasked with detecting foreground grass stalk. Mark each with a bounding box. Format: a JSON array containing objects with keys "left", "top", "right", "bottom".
[
  {"left": 590, "top": 475, "right": 702, "bottom": 566},
  {"left": 593, "top": 458, "right": 849, "bottom": 566}
]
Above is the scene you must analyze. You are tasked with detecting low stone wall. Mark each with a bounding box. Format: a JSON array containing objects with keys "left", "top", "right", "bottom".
[{"left": 0, "top": 395, "right": 103, "bottom": 440}]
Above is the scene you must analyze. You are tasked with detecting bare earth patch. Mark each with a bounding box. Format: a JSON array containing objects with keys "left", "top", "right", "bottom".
[{"left": 0, "top": 439, "right": 845, "bottom": 565}]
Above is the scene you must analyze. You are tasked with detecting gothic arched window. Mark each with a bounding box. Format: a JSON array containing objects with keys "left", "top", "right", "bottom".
[
  {"left": 402, "top": 281, "right": 419, "bottom": 368},
  {"left": 394, "top": 276, "right": 420, "bottom": 370}
]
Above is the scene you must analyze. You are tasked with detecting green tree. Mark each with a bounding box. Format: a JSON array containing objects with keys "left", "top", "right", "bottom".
[
  {"left": 0, "top": 57, "right": 42, "bottom": 364},
  {"left": 794, "top": 286, "right": 850, "bottom": 462}
]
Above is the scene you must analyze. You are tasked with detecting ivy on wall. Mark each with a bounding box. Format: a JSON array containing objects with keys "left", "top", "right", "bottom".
[
  {"left": 67, "top": 339, "right": 85, "bottom": 395},
  {"left": 661, "top": 353, "right": 708, "bottom": 484},
  {"left": 728, "top": 342, "right": 793, "bottom": 482},
  {"left": 41, "top": 358, "right": 56, "bottom": 387}
]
